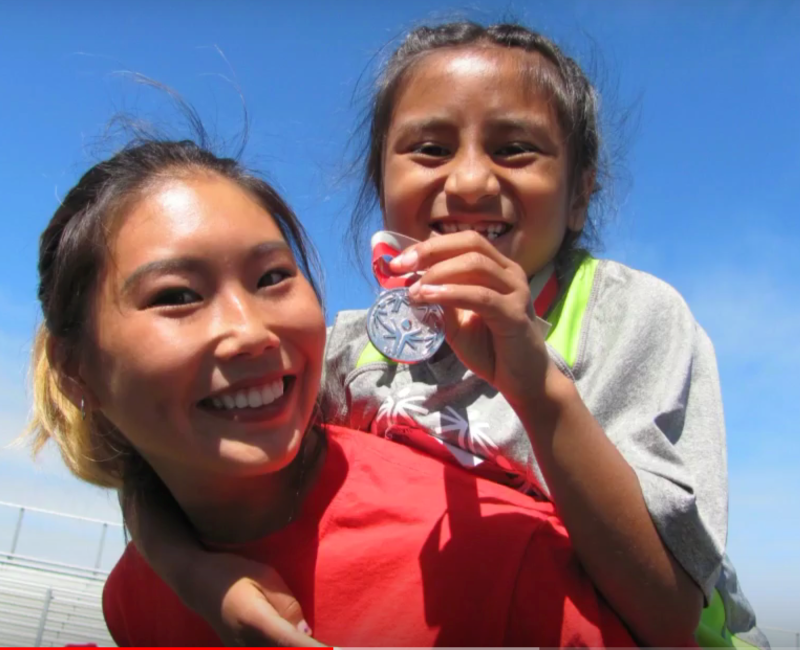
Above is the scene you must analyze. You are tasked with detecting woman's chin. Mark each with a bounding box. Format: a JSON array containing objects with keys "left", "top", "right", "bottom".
[{"left": 213, "top": 427, "right": 305, "bottom": 476}]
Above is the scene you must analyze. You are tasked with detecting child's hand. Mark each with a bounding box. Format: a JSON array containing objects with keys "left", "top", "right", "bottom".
[
  {"left": 188, "top": 552, "right": 322, "bottom": 647},
  {"left": 391, "top": 231, "right": 551, "bottom": 405}
]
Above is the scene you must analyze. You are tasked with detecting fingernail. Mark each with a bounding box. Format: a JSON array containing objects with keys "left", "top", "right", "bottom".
[
  {"left": 408, "top": 281, "right": 421, "bottom": 297},
  {"left": 297, "top": 619, "right": 312, "bottom": 635},
  {"left": 391, "top": 248, "right": 418, "bottom": 271}
]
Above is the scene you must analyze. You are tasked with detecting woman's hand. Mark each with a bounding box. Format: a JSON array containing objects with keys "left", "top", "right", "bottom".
[
  {"left": 185, "top": 552, "right": 323, "bottom": 647},
  {"left": 392, "top": 231, "right": 551, "bottom": 404}
]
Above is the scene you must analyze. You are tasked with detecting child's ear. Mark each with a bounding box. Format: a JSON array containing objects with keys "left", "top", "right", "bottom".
[
  {"left": 46, "top": 336, "right": 100, "bottom": 414},
  {"left": 378, "top": 177, "right": 386, "bottom": 213},
  {"left": 568, "top": 169, "right": 596, "bottom": 232}
]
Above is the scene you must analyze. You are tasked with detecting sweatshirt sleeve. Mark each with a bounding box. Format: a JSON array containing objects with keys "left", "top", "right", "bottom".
[{"left": 574, "top": 261, "right": 728, "bottom": 599}]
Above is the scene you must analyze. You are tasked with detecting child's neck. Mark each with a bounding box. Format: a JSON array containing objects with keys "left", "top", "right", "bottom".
[{"left": 158, "top": 430, "right": 326, "bottom": 545}]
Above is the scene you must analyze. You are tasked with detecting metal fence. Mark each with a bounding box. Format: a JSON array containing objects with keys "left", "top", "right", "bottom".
[
  {"left": 0, "top": 501, "right": 124, "bottom": 573},
  {"left": 0, "top": 502, "right": 124, "bottom": 647}
]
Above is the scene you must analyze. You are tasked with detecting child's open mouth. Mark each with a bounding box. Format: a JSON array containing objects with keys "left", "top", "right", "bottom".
[{"left": 429, "top": 220, "right": 513, "bottom": 241}]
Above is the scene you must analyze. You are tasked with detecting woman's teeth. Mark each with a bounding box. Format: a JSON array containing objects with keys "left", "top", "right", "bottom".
[
  {"left": 208, "top": 379, "right": 285, "bottom": 410},
  {"left": 434, "top": 222, "right": 509, "bottom": 240}
]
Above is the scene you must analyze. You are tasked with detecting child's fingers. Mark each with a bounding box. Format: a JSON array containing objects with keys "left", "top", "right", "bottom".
[
  {"left": 410, "top": 252, "right": 516, "bottom": 295},
  {"left": 234, "top": 594, "right": 322, "bottom": 647},
  {"left": 390, "top": 230, "right": 513, "bottom": 274},
  {"left": 211, "top": 553, "right": 319, "bottom": 647},
  {"left": 246, "top": 564, "right": 313, "bottom": 640},
  {"left": 409, "top": 283, "right": 531, "bottom": 328}
]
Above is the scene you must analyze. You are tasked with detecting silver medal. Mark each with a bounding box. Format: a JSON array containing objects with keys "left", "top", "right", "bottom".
[{"left": 366, "top": 287, "right": 445, "bottom": 363}]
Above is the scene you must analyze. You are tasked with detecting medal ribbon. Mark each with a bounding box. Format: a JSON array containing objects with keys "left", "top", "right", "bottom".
[
  {"left": 531, "top": 266, "right": 559, "bottom": 318},
  {"left": 371, "top": 231, "right": 422, "bottom": 289}
]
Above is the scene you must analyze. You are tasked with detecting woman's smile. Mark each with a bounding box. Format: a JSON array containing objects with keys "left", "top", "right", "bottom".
[{"left": 198, "top": 374, "right": 299, "bottom": 424}]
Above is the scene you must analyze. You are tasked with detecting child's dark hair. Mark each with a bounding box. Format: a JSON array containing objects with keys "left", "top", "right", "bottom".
[
  {"left": 348, "top": 21, "right": 606, "bottom": 277},
  {"left": 29, "top": 135, "right": 323, "bottom": 492}
]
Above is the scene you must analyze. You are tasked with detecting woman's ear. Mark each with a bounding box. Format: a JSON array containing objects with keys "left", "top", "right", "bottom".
[
  {"left": 46, "top": 336, "right": 99, "bottom": 415},
  {"left": 568, "top": 169, "right": 596, "bottom": 232}
]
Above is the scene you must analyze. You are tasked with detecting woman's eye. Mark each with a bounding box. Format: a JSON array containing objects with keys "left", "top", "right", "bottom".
[
  {"left": 148, "top": 288, "right": 201, "bottom": 308},
  {"left": 258, "top": 269, "right": 291, "bottom": 289},
  {"left": 495, "top": 142, "right": 538, "bottom": 157},
  {"left": 412, "top": 143, "right": 451, "bottom": 157}
]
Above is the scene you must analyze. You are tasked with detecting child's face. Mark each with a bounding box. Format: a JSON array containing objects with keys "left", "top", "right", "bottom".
[
  {"left": 382, "top": 47, "right": 585, "bottom": 278},
  {"left": 81, "top": 174, "right": 326, "bottom": 484}
]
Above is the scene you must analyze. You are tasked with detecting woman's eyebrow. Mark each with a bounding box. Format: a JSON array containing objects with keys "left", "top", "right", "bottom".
[
  {"left": 122, "top": 258, "right": 206, "bottom": 295},
  {"left": 122, "top": 241, "right": 292, "bottom": 294},
  {"left": 249, "top": 240, "right": 291, "bottom": 260}
]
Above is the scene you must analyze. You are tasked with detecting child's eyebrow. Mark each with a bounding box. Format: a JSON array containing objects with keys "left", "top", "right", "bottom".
[
  {"left": 391, "top": 115, "right": 560, "bottom": 150},
  {"left": 488, "top": 116, "right": 560, "bottom": 150},
  {"left": 391, "top": 116, "right": 453, "bottom": 139},
  {"left": 489, "top": 116, "right": 545, "bottom": 130}
]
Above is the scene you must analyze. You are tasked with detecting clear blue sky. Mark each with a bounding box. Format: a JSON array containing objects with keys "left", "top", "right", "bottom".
[{"left": 1, "top": 0, "right": 798, "bottom": 637}]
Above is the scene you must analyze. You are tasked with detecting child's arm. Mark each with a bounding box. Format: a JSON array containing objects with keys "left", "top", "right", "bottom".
[
  {"left": 511, "top": 367, "right": 703, "bottom": 646},
  {"left": 399, "top": 234, "right": 704, "bottom": 647},
  {"left": 121, "top": 482, "right": 318, "bottom": 646}
]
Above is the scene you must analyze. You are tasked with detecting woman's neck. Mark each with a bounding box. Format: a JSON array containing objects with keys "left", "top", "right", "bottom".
[{"left": 152, "top": 429, "right": 326, "bottom": 545}]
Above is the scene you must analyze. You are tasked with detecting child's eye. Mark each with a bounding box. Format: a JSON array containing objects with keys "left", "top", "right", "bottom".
[
  {"left": 148, "top": 287, "right": 202, "bottom": 308},
  {"left": 412, "top": 143, "right": 451, "bottom": 157},
  {"left": 495, "top": 142, "right": 539, "bottom": 157},
  {"left": 258, "top": 269, "right": 292, "bottom": 289}
]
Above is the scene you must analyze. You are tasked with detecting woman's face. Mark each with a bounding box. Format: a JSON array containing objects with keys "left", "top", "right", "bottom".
[{"left": 81, "top": 174, "right": 326, "bottom": 483}]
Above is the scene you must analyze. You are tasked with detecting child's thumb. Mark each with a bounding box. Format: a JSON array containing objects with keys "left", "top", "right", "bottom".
[
  {"left": 237, "top": 596, "right": 321, "bottom": 647},
  {"left": 250, "top": 568, "right": 315, "bottom": 641}
]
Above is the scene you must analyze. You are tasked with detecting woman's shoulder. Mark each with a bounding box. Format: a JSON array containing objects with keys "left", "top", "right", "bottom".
[
  {"left": 102, "top": 544, "right": 153, "bottom": 645},
  {"left": 324, "top": 425, "right": 557, "bottom": 517},
  {"left": 103, "top": 543, "right": 217, "bottom": 646}
]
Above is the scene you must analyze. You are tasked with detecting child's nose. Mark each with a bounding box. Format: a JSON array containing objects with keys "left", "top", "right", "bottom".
[{"left": 444, "top": 151, "right": 501, "bottom": 206}]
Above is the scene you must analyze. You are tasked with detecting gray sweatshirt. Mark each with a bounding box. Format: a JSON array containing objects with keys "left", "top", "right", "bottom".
[{"left": 321, "top": 256, "right": 766, "bottom": 649}]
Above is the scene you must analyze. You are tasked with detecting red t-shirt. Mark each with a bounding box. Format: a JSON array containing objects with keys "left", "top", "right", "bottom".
[{"left": 103, "top": 425, "right": 636, "bottom": 647}]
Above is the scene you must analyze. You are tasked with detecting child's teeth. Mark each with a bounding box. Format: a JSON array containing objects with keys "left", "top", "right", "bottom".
[
  {"left": 212, "top": 397, "right": 223, "bottom": 409},
  {"left": 235, "top": 393, "right": 249, "bottom": 408},
  {"left": 222, "top": 395, "right": 236, "bottom": 410},
  {"left": 261, "top": 384, "right": 274, "bottom": 404},
  {"left": 272, "top": 379, "right": 284, "bottom": 397}
]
